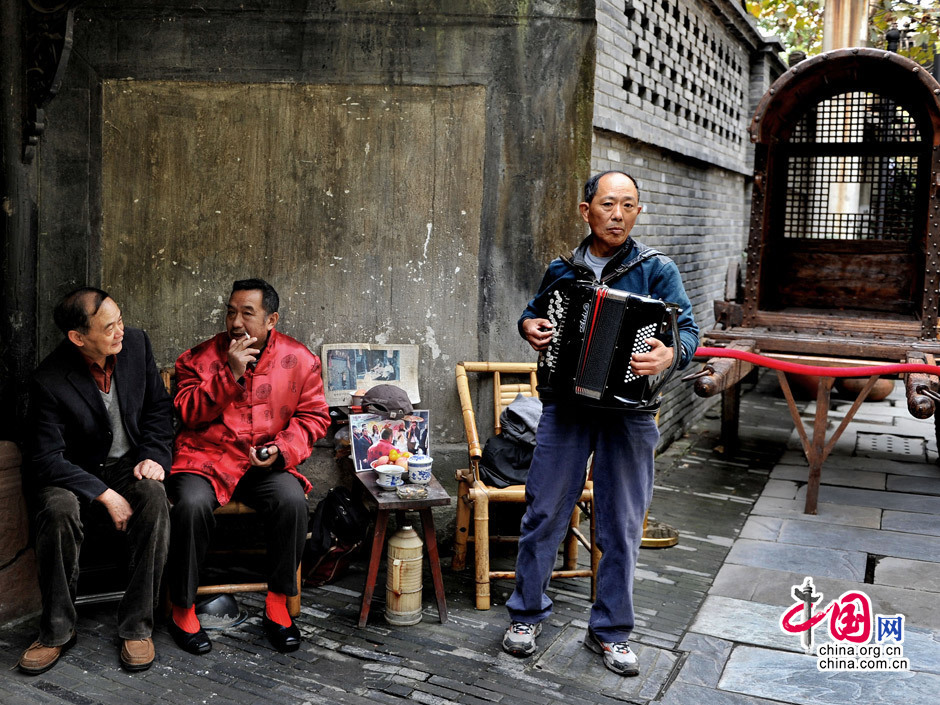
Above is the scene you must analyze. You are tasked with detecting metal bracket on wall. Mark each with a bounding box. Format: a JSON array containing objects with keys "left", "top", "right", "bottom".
[{"left": 23, "top": 2, "right": 82, "bottom": 163}]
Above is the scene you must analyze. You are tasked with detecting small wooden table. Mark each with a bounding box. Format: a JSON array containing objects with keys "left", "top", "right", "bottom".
[{"left": 354, "top": 470, "right": 451, "bottom": 627}]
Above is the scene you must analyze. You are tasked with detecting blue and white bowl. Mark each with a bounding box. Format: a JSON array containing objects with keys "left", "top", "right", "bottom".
[
  {"left": 407, "top": 455, "right": 433, "bottom": 485},
  {"left": 375, "top": 465, "right": 405, "bottom": 490}
]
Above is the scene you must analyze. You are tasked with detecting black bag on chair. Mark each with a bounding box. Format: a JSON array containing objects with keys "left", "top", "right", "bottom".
[
  {"left": 478, "top": 434, "right": 534, "bottom": 488},
  {"left": 303, "top": 486, "right": 370, "bottom": 587},
  {"left": 477, "top": 392, "right": 542, "bottom": 488}
]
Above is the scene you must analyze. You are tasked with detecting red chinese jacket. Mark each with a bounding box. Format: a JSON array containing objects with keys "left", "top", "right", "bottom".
[
  {"left": 366, "top": 439, "right": 395, "bottom": 465},
  {"left": 171, "top": 329, "right": 330, "bottom": 505}
]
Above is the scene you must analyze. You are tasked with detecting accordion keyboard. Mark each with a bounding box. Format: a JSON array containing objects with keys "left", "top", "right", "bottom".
[
  {"left": 540, "top": 289, "right": 568, "bottom": 372},
  {"left": 535, "top": 281, "right": 680, "bottom": 408},
  {"left": 623, "top": 322, "right": 658, "bottom": 384}
]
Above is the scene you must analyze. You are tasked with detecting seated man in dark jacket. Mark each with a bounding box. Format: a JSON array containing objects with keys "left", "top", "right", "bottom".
[{"left": 18, "top": 287, "right": 173, "bottom": 675}]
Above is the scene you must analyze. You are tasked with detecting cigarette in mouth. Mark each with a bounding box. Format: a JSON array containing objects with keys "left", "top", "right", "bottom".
[{"left": 243, "top": 332, "right": 250, "bottom": 340}]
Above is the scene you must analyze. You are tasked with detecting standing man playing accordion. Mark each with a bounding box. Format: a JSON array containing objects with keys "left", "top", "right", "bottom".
[{"left": 501, "top": 171, "right": 699, "bottom": 676}]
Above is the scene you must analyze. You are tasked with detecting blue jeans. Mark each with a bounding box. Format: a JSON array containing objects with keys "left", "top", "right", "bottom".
[{"left": 506, "top": 401, "right": 658, "bottom": 642}]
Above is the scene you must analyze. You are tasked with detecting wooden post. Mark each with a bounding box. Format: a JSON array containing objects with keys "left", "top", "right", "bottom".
[
  {"left": 804, "top": 377, "right": 834, "bottom": 515},
  {"left": 563, "top": 506, "right": 580, "bottom": 570},
  {"left": 473, "top": 486, "right": 490, "bottom": 610},
  {"left": 1, "top": 0, "right": 38, "bottom": 437},
  {"left": 720, "top": 382, "right": 741, "bottom": 456}
]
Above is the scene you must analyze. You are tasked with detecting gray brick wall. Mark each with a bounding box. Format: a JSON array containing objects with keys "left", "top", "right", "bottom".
[
  {"left": 591, "top": 0, "right": 785, "bottom": 445},
  {"left": 594, "top": 0, "right": 764, "bottom": 175}
]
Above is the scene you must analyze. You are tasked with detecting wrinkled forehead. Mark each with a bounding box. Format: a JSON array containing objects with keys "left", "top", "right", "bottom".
[{"left": 87, "top": 296, "right": 121, "bottom": 325}]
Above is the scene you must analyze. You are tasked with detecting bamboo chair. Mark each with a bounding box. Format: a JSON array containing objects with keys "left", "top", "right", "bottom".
[
  {"left": 161, "top": 369, "right": 301, "bottom": 617},
  {"left": 452, "top": 361, "right": 598, "bottom": 610}
]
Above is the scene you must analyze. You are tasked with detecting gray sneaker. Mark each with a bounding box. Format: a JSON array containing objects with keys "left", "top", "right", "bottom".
[
  {"left": 584, "top": 629, "right": 639, "bottom": 676},
  {"left": 502, "top": 621, "right": 542, "bottom": 656}
]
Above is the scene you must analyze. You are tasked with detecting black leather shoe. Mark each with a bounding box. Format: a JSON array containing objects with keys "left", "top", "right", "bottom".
[
  {"left": 168, "top": 620, "right": 212, "bottom": 655},
  {"left": 262, "top": 615, "right": 301, "bottom": 653}
]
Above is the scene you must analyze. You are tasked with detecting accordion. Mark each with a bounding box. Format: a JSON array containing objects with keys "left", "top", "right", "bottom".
[{"left": 537, "top": 282, "right": 681, "bottom": 409}]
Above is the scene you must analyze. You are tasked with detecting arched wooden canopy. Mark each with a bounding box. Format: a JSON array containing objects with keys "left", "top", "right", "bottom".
[{"left": 749, "top": 47, "right": 940, "bottom": 147}]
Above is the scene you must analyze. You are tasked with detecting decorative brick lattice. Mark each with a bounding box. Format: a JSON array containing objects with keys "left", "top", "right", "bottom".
[
  {"left": 624, "top": 0, "right": 745, "bottom": 145},
  {"left": 594, "top": 0, "right": 753, "bottom": 170}
]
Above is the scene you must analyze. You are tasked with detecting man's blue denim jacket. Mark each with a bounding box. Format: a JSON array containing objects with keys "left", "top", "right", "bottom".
[{"left": 519, "top": 235, "right": 700, "bottom": 369}]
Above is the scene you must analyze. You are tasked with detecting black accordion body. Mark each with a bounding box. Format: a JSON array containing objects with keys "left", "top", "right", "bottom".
[{"left": 537, "top": 281, "right": 681, "bottom": 409}]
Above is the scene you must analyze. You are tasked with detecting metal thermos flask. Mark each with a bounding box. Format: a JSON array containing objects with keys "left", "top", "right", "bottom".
[{"left": 385, "top": 525, "right": 423, "bottom": 625}]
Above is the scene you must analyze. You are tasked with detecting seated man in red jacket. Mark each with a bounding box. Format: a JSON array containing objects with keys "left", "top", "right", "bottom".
[
  {"left": 166, "top": 278, "right": 330, "bottom": 655},
  {"left": 366, "top": 427, "right": 396, "bottom": 465}
]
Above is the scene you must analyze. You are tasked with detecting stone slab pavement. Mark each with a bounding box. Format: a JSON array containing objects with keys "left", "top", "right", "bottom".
[
  {"left": 682, "top": 381, "right": 940, "bottom": 705},
  {"left": 1, "top": 374, "right": 937, "bottom": 704}
]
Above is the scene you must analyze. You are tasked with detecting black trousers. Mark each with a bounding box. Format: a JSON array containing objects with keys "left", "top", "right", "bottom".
[
  {"left": 165, "top": 469, "right": 308, "bottom": 607},
  {"left": 31, "top": 456, "right": 170, "bottom": 645}
]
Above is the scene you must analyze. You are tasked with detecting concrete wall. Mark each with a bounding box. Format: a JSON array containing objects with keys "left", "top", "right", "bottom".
[
  {"left": 99, "top": 81, "right": 486, "bottom": 407},
  {"left": 32, "top": 0, "right": 596, "bottom": 488}
]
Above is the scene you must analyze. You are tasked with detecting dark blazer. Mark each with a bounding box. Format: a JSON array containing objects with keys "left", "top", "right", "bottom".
[{"left": 23, "top": 327, "right": 174, "bottom": 503}]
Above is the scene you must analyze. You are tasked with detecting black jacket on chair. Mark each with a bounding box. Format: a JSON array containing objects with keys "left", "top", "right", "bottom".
[{"left": 23, "top": 327, "right": 174, "bottom": 503}]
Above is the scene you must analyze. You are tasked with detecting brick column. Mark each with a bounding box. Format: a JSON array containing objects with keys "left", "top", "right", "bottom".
[{"left": 0, "top": 441, "right": 41, "bottom": 625}]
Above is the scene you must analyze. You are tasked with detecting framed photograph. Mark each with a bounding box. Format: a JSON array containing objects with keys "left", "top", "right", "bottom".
[
  {"left": 321, "top": 343, "right": 420, "bottom": 407},
  {"left": 349, "top": 410, "right": 430, "bottom": 471}
]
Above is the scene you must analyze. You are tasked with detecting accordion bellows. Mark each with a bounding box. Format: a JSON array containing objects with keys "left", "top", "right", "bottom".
[{"left": 537, "top": 282, "right": 681, "bottom": 409}]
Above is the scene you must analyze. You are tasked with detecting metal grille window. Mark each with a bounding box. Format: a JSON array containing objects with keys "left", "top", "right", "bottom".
[
  {"left": 790, "top": 92, "right": 921, "bottom": 144},
  {"left": 783, "top": 91, "right": 922, "bottom": 241}
]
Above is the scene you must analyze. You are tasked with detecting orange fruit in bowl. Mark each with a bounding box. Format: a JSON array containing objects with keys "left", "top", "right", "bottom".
[{"left": 395, "top": 457, "right": 409, "bottom": 469}]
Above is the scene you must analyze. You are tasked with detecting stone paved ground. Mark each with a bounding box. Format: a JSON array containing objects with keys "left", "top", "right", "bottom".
[
  {"left": 678, "top": 380, "right": 940, "bottom": 705},
  {"left": 2, "top": 372, "right": 938, "bottom": 705}
]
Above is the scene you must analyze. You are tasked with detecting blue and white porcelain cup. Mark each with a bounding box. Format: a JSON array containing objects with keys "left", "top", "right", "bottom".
[{"left": 407, "top": 455, "right": 433, "bottom": 485}]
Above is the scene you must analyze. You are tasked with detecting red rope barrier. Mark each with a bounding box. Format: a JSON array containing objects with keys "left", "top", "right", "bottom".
[{"left": 693, "top": 346, "right": 940, "bottom": 378}]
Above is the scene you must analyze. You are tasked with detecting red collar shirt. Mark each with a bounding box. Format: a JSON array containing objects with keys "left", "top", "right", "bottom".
[
  {"left": 366, "top": 438, "right": 396, "bottom": 465},
  {"left": 171, "top": 329, "right": 330, "bottom": 505},
  {"left": 84, "top": 354, "right": 116, "bottom": 393}
]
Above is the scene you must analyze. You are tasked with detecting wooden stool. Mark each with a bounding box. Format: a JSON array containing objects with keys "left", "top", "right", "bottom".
[{"left": 354, "top": 471, "right": 451, "bottom": 627}]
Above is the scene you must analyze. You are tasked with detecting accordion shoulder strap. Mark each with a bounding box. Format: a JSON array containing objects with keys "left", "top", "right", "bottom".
[
  {"left": 599, "top": 243, "right": 662, "bottom": 285},
  {"left": 563, "top": 240, "right": 663, "bottom": 285}
]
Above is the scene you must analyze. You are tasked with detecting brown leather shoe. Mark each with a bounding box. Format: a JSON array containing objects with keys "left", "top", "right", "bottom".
[
  {"left": 18, "top": 633, "right": 77, "bottom": 675},
  {"left": 120, "top": 637, "right": 155, "bottom": 672}
]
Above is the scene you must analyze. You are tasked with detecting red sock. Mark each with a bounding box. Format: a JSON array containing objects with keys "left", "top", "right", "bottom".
[
  {"left": 265, "top": 591, "right": 291, "bottom": 627},
  {"left": 172, "top": 604, "right": 201, "bottom": 634}
]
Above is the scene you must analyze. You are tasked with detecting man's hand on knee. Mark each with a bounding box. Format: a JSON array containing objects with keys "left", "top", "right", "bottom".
[
  {"left": 95, "top": 488, "right": 134, "bottom": 531},
  {"left": 133, "top": 459, "right": 165, "bottom": 482}
]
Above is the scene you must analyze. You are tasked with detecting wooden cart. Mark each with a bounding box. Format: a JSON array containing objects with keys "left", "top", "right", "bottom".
[{"left": 695, "top": 48, "right": 940, "bottom": 513}]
